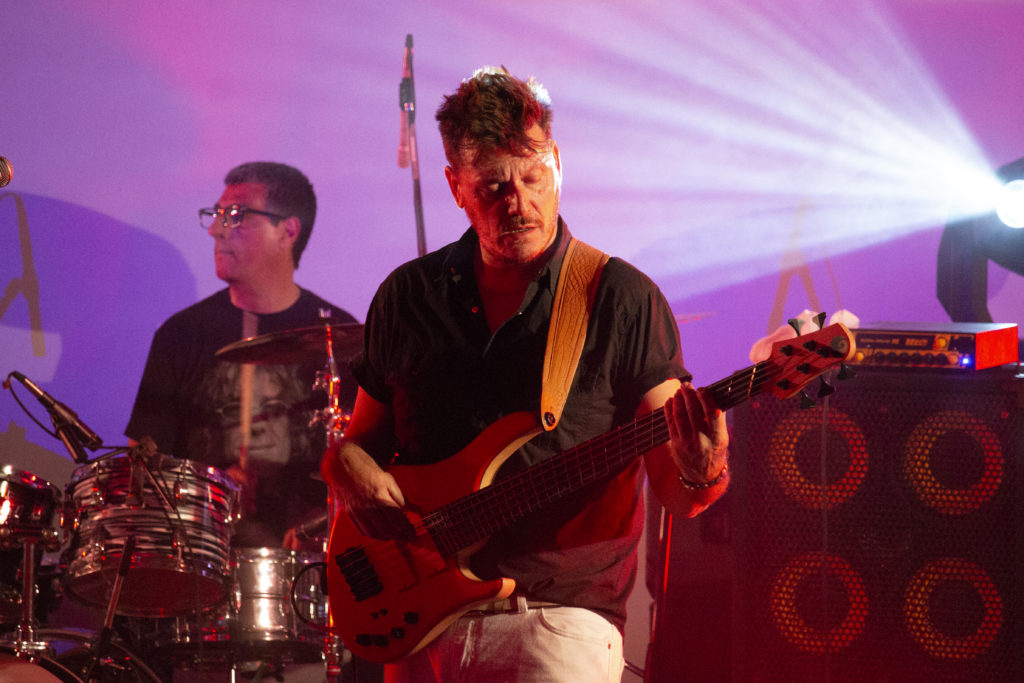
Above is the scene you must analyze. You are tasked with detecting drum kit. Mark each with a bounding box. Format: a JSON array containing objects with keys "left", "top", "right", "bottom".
[{"left": 0, "top": 322, "right": 363, "bottom": 682}]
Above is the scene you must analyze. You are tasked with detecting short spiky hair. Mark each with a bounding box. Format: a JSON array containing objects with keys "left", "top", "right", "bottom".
[
  {"left": 435, "top": 66, "right": 553, "bottom": 169},
  {"left": 224, "top": 161, "right": 316, "bottom": 268}
]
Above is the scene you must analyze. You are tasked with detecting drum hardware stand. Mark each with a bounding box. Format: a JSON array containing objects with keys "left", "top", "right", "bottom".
[
  {"left": 125, "top": 436, "right": 179, "bottom": 514},
  {"left": 4, "top": 526, "right": 60, "bottom": 660},
  {"left": 84, "top": 535, "right": 136, "bottom": 682},
  {"left": 311, "top": 318, "right": 352, "bottom": 437},
  {"left": 308, "top": 317, "right": 350, "bottom": 683}
]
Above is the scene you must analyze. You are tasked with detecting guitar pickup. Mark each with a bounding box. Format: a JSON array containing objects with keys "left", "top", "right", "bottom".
[{"left": 335, "top": 546, "right": 384, "bottom": 602}]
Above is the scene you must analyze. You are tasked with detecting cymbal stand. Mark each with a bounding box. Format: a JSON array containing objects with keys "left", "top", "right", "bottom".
[
  {"left": 311, "top": 320, "right": 351, "bottom": 438},
  {"left": 322, "top": 496, "right": 346, "bottom": 683},
  {"left": 309, "top": 318, "right": 348, "bottom": 682}
]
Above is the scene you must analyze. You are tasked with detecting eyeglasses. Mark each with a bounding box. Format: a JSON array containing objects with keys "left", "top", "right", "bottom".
[{"left": 199, "top": 204, "right": 287, "bottom": 230}]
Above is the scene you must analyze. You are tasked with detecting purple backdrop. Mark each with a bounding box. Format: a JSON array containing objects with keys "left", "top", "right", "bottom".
[{"left": 2, "top": 0, "right": 1023, "bottom": 670}]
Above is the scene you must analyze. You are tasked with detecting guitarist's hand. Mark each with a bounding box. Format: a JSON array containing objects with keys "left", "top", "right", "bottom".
[
  {"left": 324, "top": 440, "right": 416, "bottom": 541},
  {"left": 664, "top": 382, "right": 729, "bottom": 485}
]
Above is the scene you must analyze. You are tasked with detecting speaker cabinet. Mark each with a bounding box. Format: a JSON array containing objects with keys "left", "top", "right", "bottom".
[{"left": 726, "top": 366, "right": 1023, "bottom": 682}]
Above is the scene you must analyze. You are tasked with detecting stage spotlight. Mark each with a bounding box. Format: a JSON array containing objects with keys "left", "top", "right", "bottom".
[
  {"left": 937, "top": 157, "right": 1024, "bottom": 323},
  {"left": 995, "top": 179, "right": 1024, "bottom": 229}
]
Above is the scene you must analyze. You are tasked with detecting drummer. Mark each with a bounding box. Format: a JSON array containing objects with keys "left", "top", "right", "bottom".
[{"left": 126, "top": 161, "right": 357, "bottom": 549}]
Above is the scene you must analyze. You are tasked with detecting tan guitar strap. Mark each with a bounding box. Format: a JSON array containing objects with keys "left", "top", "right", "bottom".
[{"left": 540, "top": 238, "right": 610, "bottom": 431}]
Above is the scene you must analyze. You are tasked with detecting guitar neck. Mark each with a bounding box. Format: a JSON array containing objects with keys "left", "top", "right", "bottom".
[{"left": 425, "top": 359, "right": 782, "bottom": 557}]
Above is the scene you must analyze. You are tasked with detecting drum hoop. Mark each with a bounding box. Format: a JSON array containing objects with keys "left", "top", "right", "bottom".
[
  {"left": 0, "top": 467, "right": 61, "bottom": 495},
  {"left": 68, "top": 452, "right": 239, "bottom": 493},
  {"left": 33, "top": 627, "right": 163, "bottom": 682}
]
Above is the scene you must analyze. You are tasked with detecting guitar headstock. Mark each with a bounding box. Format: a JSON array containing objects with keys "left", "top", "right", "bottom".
[{"left": 766, "top": 322, "right": 856, "bottom": 400}]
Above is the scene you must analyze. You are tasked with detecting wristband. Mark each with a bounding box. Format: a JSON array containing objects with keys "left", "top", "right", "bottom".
[{"left": 678, "top": 464, "right": 728, "bottom": 490}]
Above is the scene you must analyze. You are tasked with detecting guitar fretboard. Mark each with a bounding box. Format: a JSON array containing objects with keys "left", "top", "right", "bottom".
[{"left": 424, "top": 358, "right": 780, "bottom": 556}]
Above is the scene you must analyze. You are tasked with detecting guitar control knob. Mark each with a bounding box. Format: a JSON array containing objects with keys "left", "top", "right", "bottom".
[
  {"left": 404, "top": 612, "right": 419, "bottom": 624},
  {"left": 391, "top": 627, "right": 406, "bottom": 639}
]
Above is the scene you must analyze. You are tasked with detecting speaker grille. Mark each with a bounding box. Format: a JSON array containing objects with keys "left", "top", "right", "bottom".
[{"left": 733, "top": 367, "right": 1023, "bottom": 682}]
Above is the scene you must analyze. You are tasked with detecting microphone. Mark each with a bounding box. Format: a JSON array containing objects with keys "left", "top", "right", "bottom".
[
  {"left": 398, "top": 34, "right": 415, "bottom": 168},
  {"left": 0, "top": 157, "right": 11, "bottom": 188},
  {"left": 10, "top": 372, "right": 103, "bottom": 458}
]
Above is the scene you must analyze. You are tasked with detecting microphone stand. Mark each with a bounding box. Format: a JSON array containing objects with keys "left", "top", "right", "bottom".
[
  {"left": 84, "top": 536, "right": 136, "bottom": 683},
  {"left": 399, "top": 33, "right": 427, "bottom": 257}
]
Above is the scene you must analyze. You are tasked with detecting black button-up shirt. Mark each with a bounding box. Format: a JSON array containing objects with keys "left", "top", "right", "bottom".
[{"left": 353, "top": 218, "right": 686, "bottom": 629}]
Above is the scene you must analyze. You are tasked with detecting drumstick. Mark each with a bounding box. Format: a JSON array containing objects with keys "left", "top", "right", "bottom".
[
  {"left": 238, "top": 312, "right": 258, "bottom": 514},
  {"left": 239, "top": 363, "right": 254, "bottom": 470}
]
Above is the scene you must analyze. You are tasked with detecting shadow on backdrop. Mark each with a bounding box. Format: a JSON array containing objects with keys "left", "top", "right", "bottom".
[{"left": 1, "top": 191, "right": 196, "bottom": 489}]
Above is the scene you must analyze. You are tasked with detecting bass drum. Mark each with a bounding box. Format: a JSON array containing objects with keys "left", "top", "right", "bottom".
[
  {"left": 0, "top": 652, "right": 80, "bottom": 683},
  {"left": 2, "top": 628, "right": 164, "bottom": 683}
]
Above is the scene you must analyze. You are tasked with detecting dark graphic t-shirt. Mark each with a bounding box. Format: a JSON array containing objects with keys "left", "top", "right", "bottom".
[{"left": 126, "top": 288, "right": 358, "bottom": 546}]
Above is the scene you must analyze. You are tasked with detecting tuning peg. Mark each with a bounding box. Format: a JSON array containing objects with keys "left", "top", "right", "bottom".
[
  {"left": 799, "top": 392, "right": 816, "bottom": 409},
  {"left": 813, "top": 312, "right": 827, "bottom": 329},
  {"left": 817, "top": 377, "right": 836, "bottom": 398},
  {"left": 787, "top": 318, "right": 804, "bottom": 335},
  {"left": 838, "top": 363, "right": 856, "bottom": 380}
]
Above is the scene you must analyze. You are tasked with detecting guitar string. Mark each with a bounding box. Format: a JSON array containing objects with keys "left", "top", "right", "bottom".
[
  {"left": 333, "top": 355, "right": 828, "bottom": 590},
  {"left": 424, "top": 351, "right": 836, "bottom": 552},
  {"left": 332, "top": 408, "right": 668, "bottom": 590},
  {"left": 335, "top": 351, "right": 840, "bottom": 590}
]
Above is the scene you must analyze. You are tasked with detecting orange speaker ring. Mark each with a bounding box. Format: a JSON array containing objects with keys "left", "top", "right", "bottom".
[
  {"left": 768, "top": 408, "right": 869, "bottom": 509},
  {"left": 769, "top": 551, "right": 869, "bottom": 653},
  {"left": 903, "top": 410, "right": 1003, "bottom": 515},
  {"left": 904, "top": 556, "right": 1003, "bottom": 659}
]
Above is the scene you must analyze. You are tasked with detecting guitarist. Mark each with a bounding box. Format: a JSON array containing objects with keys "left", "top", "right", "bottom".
[{"left": 322, "top": 66, "right": 730, "bottom": 682}]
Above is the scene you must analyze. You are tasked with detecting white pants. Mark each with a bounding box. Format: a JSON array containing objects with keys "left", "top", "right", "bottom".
[{"left": 385, "top": 606, "right": 624, "bottom": 683}]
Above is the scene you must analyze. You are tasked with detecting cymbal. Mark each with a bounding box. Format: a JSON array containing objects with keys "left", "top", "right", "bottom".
[{"left": 215, "top": 323, "right": 364, "bottom": 365}]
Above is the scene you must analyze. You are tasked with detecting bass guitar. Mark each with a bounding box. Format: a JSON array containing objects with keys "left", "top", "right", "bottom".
[{"left": 326, "top": 321, "right": 855, "bottom": 663}]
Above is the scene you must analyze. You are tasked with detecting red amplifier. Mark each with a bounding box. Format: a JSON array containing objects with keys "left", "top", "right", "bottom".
[{"left": 851, "top": 322, "right": 1019, "bottom": 370}]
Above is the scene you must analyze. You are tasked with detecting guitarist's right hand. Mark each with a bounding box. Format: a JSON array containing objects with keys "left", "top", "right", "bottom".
[{"left": 323, "top": 439, "right": 416, "bottom": 541}]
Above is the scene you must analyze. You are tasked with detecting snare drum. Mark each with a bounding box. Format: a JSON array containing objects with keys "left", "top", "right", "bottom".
[{"left": 63, "top": 453, "right": 239, "bottom": 617}]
